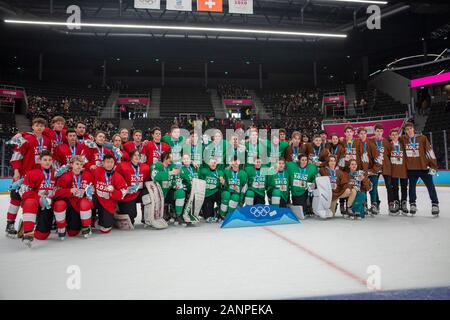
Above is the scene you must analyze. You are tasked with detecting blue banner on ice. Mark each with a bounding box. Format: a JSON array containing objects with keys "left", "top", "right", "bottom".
[{"left": 221, "top": 205, "right": 300, "bottom": 229}]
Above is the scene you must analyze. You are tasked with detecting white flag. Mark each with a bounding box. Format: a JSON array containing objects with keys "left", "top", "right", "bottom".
[
  {"left": 166, "top": 0, "right": 192, "bottom": 11},
  {"left": 228, "top": 0, "right": 253, "bottom": 14},
  {"left": 134, "top": 0, "right": 161, "bottom": 9}
]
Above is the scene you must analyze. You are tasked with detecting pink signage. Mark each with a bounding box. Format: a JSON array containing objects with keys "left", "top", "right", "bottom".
[
  {"left": 117, "top": 97, "right": 150, "bottom": 105},
  {"left": 411, "top": 72, "right": 450, "bottom": 88},
  {"left": 223, "top": 99, "right": 253, "bottom": 106},
  {"left": 324, "top": 95, "right": 345, "bottom": 103},
  {"left": 0, "top": 89, "right": 25, "bottom": 98},
  {"left": 323, "top": 118, "right": 406, "bottom": 139}
]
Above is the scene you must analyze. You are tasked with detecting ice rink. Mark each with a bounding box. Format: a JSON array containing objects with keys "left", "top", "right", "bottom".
[{"left": 1, "top": 187, "right": 449, "bottom": 300}]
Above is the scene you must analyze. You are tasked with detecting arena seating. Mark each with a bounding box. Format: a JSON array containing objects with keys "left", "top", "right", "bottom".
[
  {"left": 217, "top": 82, "right": 252, "bottom": 99},
  {"left": 0, "top": 113, "right": 17, "bottom": 177},
  {"left": 160, "top": 88, "right": 214, "bottom": 117},
  {"left": 423, "top": 102, "right": 450, "bottom": 169}
]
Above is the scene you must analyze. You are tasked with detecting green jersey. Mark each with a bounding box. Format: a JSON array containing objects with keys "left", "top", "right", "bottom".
[
  {"left": 245, "top": 140, "right": 269, "bottom": 168},
  {"left": 161, "top": 135, "right": 185, "bottom": 165},
  {"left": 287, "top": 162, "right": 317, "bottom": 196},
  {"left": 180, "top": 165, "right": 199, "bottom": 191},
  {"left": 151, "top": 162, "right": 177, "bottom": 197},
  {"left": 183, "top": 142, "right": 204, "bottom": 167},
  {"left": 245, "top": 166, "right": 268, "bottom": 196},
  {"left": 199, "top": 167, "right": 224, "bottom": 197},
  {"left": 204, "top": 140, "right": 227, "bottom": 170},
  {"left": 267, "top": 169, "right": 290, "bottom": 202},
  {"left": 223, "top": 169, "right": 248, "bottom": 200}
]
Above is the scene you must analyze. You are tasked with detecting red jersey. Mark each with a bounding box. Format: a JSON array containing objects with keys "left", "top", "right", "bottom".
[
  {"left": 43, "top": 128, "right": 67, "bottom": 153},
  {"left": 54, "top": 170, "right": 94, "bottom": 211},
  {"left": 84, "top": 144, "right": 114, "bottom": 170},
  {"left": 116, "top": 161, "right": 150, "bottom": 202},
  {"left": 92, "top": 167, "right": 127, "bottom": 214},
  {"left": 10, "top": 134, "right": 51, "bottom": 177},
  {"left": 123, "top": 141, "right": 147, "bottom": 163},
  {"left": 143, "top": 141, "right": 171, "bottom": 167},
  {"left": 53, "top": 142, "right": 87, "bottom": 168},
  {"left": 77, "top": 134, "right": 93, "bottom": 144},
  {"left": 20, "top": 166, "right": 56, "bottom": 202}
]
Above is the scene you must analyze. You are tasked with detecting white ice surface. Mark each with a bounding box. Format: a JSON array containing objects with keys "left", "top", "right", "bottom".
[{"left": 0, "top": 187, "right": 449, "bottom": 300}]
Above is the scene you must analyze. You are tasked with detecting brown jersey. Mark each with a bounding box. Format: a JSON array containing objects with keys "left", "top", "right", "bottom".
[
  {"left": 389, "top": 140, "right": 408, "bottom": 179},
  {"left": 354, "top": 139, "right": 380, "bottom": 173},
  {"left": 327, "top": 143, "right": 346, "bottom": 169},
  {"left": 341, "top": 139, "right": 358, "bottom": 171},
  {"left": 303, "top": 143, "right": 330, "bottom": 168},
  {"left": 285, "top": 145, "right": 302, "bottom": 163},
  {"left": 370, "top": 137, "right": 392, "bottom": 176},
  {"left": 320, "top": 167, "right": 350, "bottom": 200},
  {"left": 401, "top": 135, "right": 437, "bottom": 170}
]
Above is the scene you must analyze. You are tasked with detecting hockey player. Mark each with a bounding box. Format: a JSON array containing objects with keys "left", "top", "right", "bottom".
[
  {"left": 162, "top": 125, "right": 185, "bottom": 165},
  {"left": 6, "top": 118, "right": 51, "bottom": 237},
  {"left": 116, "top": 150, "right": 150, "bottom": 226},
  {"left": 354, "top": 127, "right": 381, "bottom": 214},
  {"left": 342, "top": 125, "right": 358, "bottom": 170},
  {"left": 268, "top": 132, "right": 289, "bottom": 167},
  {"left": 84, "top": 131, "right": 114, "bottom": 171},
  {"left": 303, "top": 134, "right": 330, "bottom": 169},
  {"left": 53, "top": 155, "right": 94, "bottom": 239},
  {"left": 205, "top": 130, "right": 227, "bottom": 171},
  {"left": 327, "top": 133, "right": 345, "bottom": 169},
  {"left": 220, "top": 156, "right": 248, "bottom": 218},
  {"left": 119, "top": 128, "right": 129, "bottom": 144},
  {"left": 245, "top": 129, "right": 268, "bottom": 170},
  {"left": 244, "top": 157, "right": 268, "bottom": 206},
  {"left": 180, "top": 154, "right": 199, "bottom": 194},
  {"left": 348, "top": 159, "right": 372, "bottom": 219},
  {"left": 111, "top": 134, "right": 130, "bottom": 164},
  {"left": 318, "top": 130, "right": 330, "bottom": 149},
  {"left": 143, "top": 127, "right": 171, "bottom": 167},
  {"left": 370, "top": 123, "right": 394, "bottom": 213},
  {"left": 185, "top": 130, "right": 203, "bottom": 169},
  {"left": 19, "top": 150, "right": 57, "bottom": 246},
  {"left": 199, "top": 158, "right": 225, "bottom": 223},
  {"left": 53, "top": 128, "right": 86, "bottom": 169},
  {"left": 91, "top": 154, "right": 128, "bottom": 233},
  {"left": 227, "top": 132, "right": 246, "bottom": 169},
  {"left": 279, "top": 129, "right": 287, "bottom": 144},
  {"left": 75, "top": 121, "right": 93, "bottom": 143},
  {"left": 267, "top": 158, "right": 290, "bottom": 208},
  {"left": 151, "top": 151, "right": 186, "bottom": 226},
  {"left": 287, "top": 154, "right": 317, "bottom": 218},
  {"left": 284, "top": 131, "right": 302, "bottom": 163},
  {"left": 401, "top": 122, "right": 439, "bottom": 216},
  {"left": 320, "top": 155, "right": 354, "bottom": 217},
  {"left": 389, "top": 128, "right": 409, "bottom": 215},
  {"left": 123, "top": 130, "right": 147, "bottom": 163}
]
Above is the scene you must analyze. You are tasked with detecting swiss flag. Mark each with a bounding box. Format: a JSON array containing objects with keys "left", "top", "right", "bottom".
[{"left": 197, "top": 0, "right": 223, "bottom": 12}]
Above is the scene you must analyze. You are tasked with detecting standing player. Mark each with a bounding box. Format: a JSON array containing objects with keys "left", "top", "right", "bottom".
[
  {"left": 143, "top": 127, "right": 170, "bottom": 167},
  {"left": 6, "top": 118, "right": 51, "bottom": 237},
  {"left": 84, "top": 131, "right": 114, "bottom": 171},
  {"left": 123, "top": 130, "right": 146, "bottom": 164},
  {"left": 284, "top": 131, "right": 302, "bottom": 163},
  {"left": 303, "top": 134, "right": 330, "bottom": 169},
  {"left": 53, "top": 155, "right": 94, "bottom": 239},
  {"left": 389, "top": 128, "right": 409, "bottom": 214},
  {"left": 267, "top": 158, "right": 290, "bottom": 208},
  {"left": 205, "top": 130, "right": 227, "bottom": 171},
  {"left": 401, "top": 122, "right": 439, "bottom": 216},
  {"left": 220, "top": 156, "right": 248, "bottom": 218},
  {"left": 75, "top": 121, "right": 93, "bottom": 143},
  {"left": 91, "top": 154, "right": 128, "bottom": 233},
  {"left": 268, "top": 132, "right": 289, "bottom": 167},
  {"left": 53, "top": 129, "right": 86, "bottom": 169},
  {"left": 162, "top": 125, "right": 185, "bottom": 166},
  {"left": 370, "top": 123, "right": 394, "bottom": 213},
  {"left": 119, "top": 128, "right": 129, "bottom": 144},
  {"left": 18, "top": 150, "right": 56, "bottom": 246},
  {"left": 327, "top": 133, "right": 345, "bottom": 169},
  {"left": 111, "top": 134, "right": 130, "bottom": 164},
  {"left": 199, "top": 158, "right": 225, "bottom": 223}
]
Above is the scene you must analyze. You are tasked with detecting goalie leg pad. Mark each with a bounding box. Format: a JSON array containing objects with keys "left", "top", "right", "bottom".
[{"left": 312, "top": 176, "right": 333, "bottom": 219}]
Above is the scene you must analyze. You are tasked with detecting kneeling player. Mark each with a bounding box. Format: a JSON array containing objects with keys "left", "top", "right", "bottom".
[
  {"left": 320, "top": 155, "right": 355, "bottom": 217},
  {"left": 199, "top": 158, "right": 225, "bottom": 223},
  {"left": 267, "top": 158, "right": 289, "bottom": 208},
  {"left": 220, "top": 156, "right": 248, "bottom": 219},
  {"left": 348, "top": 159, "right": 372, "bottom": 219},
  {"left": 92, "top": 154, "right": 128, "bottom": 233},
  {"left": 151, "top": 151, "right": 186, "bottom": 226},
  {"left": 116, "top": 149, "right": 150, "bottom": 228},
  {"left": 53, "top": 156, "right": 94, "bottom": 238},
  {"left": 19, "top": 150, "right": 56, "bottom": 247},
  {"left": 244, "top": 157, "right": 267, "bottom": 206}
]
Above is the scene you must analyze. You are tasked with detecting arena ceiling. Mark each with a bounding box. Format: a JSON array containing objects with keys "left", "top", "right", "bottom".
[{"left": 0, "top": 1, "right": 449, "bottom": 84}]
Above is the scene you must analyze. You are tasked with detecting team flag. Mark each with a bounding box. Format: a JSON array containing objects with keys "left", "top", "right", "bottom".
[{"left": 197, "top": 0, "right": 223, "bottom": 13}]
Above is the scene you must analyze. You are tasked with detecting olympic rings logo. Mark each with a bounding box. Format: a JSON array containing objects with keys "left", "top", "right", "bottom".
[{"left": 250, "top": 206, "right": 271, "bottom": 217}]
